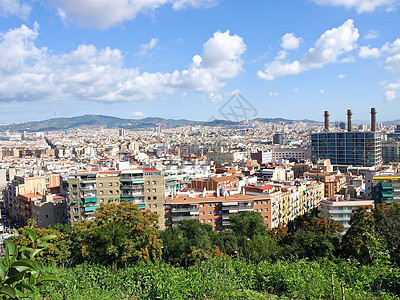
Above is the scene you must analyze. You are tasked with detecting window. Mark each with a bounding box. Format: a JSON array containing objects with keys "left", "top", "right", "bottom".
[
  {"left": 99, "top": 191, "right": 103, "bottom": 194},
  {"left": 200, "top": 219, "right": 205, "bottom": 223},
  {"left": 108, "top": 182, "right": 112, "bottom": 186},
  {"left": 153, "top": 196, "right": 157, "bottom": 200},
  {"left": 212, "top": 203, "right": 216, "bottom": 207},
  {"left": 148, "top": 197, "right": 151, "bottom": 200},
  {"left": 146, "top": 189, "right": 150, "bottom": 193},
  {"left": 148, "top": 204, "right": 151, "bottom": 208},
  {"left": 264, "top": 208, "right": 268, "bottom": 212},
  {"left": 115, "top": 182, "right": 119, "bottom": 186},
  {"left": 208, "top": 211, "right": 211, "bottom": 215},
  {"left": 100, "top": 198, "right": 104, "bottom": 203},
  {"left": 152, "top": 181, "right": 156, "bottom": 184},
  {"left": 109, "top": 190, "right": 113, "bottom": 194},
  {"left": 99, "top": 183, "right": 103, "bottom": 187},
  {"left": 208, "top": 219, "right": 212, "bottom": 223},
  {"left": 147, "top": 181, "right": 150, "bottom": 185},
  {"left": 264, "top": 216, "right": 268, "bottom": 220},
  {"left": 152, "top": 189, "right": 156, "bottom": 192},
  {"left": 153, "top": 204, "right": 157, "bottom": 208},
  {"left": 73, "top": 208, "right": 78, "bottom": 213},
  {"left": 201, "top": 211, "right": 205, "bottom": 215},
  {"left": 200, "top": 204, "right": 204, "bottom": 207},
  {"left": 208, "top": 204, "right": 211, "bottom": 207}
]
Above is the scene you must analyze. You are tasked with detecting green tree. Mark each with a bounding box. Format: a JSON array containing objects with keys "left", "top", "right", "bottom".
[
  {"left": 70, "top": 202, "right": 162, "bottom": 266},
  {"left": 374, "top": 202, "right": 400, "bottom": 263},
  {"left": 282, "top": 211, "right": 343, "bottom": 259},
  {"left": 10, "top": 227, "right": 72, "bottom": 267},
  {"left": 230, "top": 211, "right": 267, "bottom": 239},
  {"left": 341, "top": 206, "right": 375, "bottom": 264},
  {"left": 230, "top": 211, "right": 278, "bottom": 261},
  {"left": 160, "top": 220, "right": 222, "bottom": 267}
]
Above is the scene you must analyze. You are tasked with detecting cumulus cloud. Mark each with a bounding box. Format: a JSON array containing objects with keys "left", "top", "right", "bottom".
[
  {"left": 281, "top": 33, "right": 302, "bottom": 50},
  {"left": 319, "top": 89, "right": 325, "bottom": 93},
  {"left": 0, "top": 25, "right": 245, "bottom": 103},
  {"left": 337, "top": 73, "right": 347, "bottom": 79},
  {"left": 258, "top": 19, "right": 359, "bottom": 80},
  {"left": 310, "top": 0, "right": 399, "bottom": 13},
  {"left": 49, "top": 0, "right": 219, "bottom": 29},
  {"left": 135, "top": 38, "right": 158, "bottom": 57},
  {"left": 384, "top": 80, "right": 400, "bottom": 101},
  {"left": 359, "top": 45, "right": 381, "bottom": 58},
  {"left": 269, "top": 91, "right": 279, "bottom": 97},
  {"left": 379, "top": 38, "right": 400, "bottom": 71},
  {"left": 0, "top": 0, "right": 31, "bottom": 19}
]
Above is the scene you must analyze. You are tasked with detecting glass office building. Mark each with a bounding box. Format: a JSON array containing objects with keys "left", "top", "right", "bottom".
[{"left": 311, "top": 132, "right": 382, "bottom": 167}]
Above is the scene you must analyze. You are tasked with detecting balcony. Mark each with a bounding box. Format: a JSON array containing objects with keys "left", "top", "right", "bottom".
[
  {"left": 171, "top": 207, "right": 198, "bottom": 213},
  {"left": 172, "top": 215, "right": 199, "bottom": 221},
  {"left": 80, "top": 185, "right": 96, "bottom": 190}
]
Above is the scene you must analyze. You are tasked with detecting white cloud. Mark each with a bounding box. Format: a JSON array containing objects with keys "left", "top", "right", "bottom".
[
  {"left": 275, "top": 50, "right": 288, "bottom": 60},
  {"left": 258, "top": 19, "right": 359, "bottom": 80},
  {"left": 381, "top": 39, "right": 400, "bottom": 71},
  {"left": 384, "top": 79, "right": 400, "bottom": 102},
  {"left": 281, "top": 33, "right": 302, "bottom": 50},
  {"left": 292, "top": 87, "right": 299, "bottom": 93},
  {"left": 57, "top": 7, "right": 68, "bottom": 25},
  {"left": 171, "top": 0, "right": 219, "bottom": 9},
  {"left": 310, "top": 0, "right": 399, "bottom": 13},
  {"left": 319, "top": 89, "right": 325, "bottom": 93},
  {"left": 135, "top": 38, "right": 158, "bottom": 57},
  {"left": 337, "top": 73, "right": 347, "bottom": 79},
  {"left": 385, "top": 90, "right": 397, "bottom": 102},
  {"left": 0, "top": 25, "right": 246, "bottom": 103},
  {"left": 269, "top": 91, "right": 279, "bottom": 97},
  {"left": 359, "top": 45, "right": 381, "bottom": 58},
  {"left": 384, "top": 54, "right": 400, "bottom": 71},
  {"left": 0, "top": 0, "right": 31, "bottom": 19},
  {"left": 364, "top": 29, "right": 379, "bottom": 39},
  {"left": 49, "top": 0, "right": 219, "bottom": 30},
  {"left": 130, "top": 111, "right": 144, "bottom": 117}
]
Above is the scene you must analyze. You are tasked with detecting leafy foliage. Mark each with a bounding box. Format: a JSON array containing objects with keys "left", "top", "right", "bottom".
[
  {"left": 0, "top": 229, "right": 59, "bottom": 299},
  {"left": 69, "top": 202, "right": 162, "bottom": 266}
]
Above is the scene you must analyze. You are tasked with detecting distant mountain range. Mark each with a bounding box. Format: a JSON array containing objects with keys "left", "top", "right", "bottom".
[{"left": 0, "top": 114, "right": 321, "bottom": 132}]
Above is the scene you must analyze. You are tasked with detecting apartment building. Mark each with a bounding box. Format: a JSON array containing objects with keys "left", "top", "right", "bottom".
[
  {"left": 3, "top": 174, "right": 63, "bottom": 224},
  {"left": 371, "top": 173, "right": 400, "bottom": 205},
  {"left": 67, "top": 168, "right": 166, "bottom": 228},
  {"left": 165, "top": 193, "right": 277, "bottom": 231},
  {"left": 319, "top": 195, "right": 374, "bottom": 232}
]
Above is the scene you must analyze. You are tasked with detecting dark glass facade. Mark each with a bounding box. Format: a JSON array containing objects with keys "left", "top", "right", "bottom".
[{"left": 311, "top": 132, "right": 382, "bottom": 167}]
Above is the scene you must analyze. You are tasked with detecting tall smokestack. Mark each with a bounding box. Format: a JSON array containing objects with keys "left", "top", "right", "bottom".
[
  {"left": 324, "top": 111, "right": 330, "bottom": 132},
  {"left": 347, "top": 109, "right": 353, "bottom": 132},
  {"left": 371, "top": 108, "right": 377, "bottom": 132}
]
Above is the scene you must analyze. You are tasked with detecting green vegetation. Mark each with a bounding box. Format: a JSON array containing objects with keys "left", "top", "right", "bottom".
[
  {"left": 4, "top": 202, "right": 400, "bottom": 299},
  {"left": 0, "top": 229, "right": 59, "bottom": 299}
]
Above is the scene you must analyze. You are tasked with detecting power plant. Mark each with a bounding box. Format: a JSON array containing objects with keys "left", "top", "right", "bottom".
[{"left": 312, "top": 108, "right": 382, "bottom": 167}]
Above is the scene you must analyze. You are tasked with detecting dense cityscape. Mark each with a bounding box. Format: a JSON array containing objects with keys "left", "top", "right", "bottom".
[{"left": 1, "top": 0, "right": 400, "bottom": 298}]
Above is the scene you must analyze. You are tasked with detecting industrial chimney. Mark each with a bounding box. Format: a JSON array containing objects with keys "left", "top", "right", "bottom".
[
  {"left": 347, "top": 109, "right": 353, "bottom": 132},
  {"left": 324, "top": 111, "right": 330, "bottom": 132},
  {"left": 371, "top": 108, "right": 377, "bottom": 132}
]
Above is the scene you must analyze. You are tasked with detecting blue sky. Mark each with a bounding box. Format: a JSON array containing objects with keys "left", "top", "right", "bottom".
[{"left": 1, "top": 0, "right": 400, "bottom": 123}]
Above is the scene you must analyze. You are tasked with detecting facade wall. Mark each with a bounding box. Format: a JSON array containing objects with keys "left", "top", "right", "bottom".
[{"left": 311, "top": 132, "right": 382, "bottom": 167}]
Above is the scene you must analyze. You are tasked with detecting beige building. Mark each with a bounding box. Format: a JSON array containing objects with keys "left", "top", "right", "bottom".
[{"left": 319, "top": 195, "right": 373, "bottom": 232}]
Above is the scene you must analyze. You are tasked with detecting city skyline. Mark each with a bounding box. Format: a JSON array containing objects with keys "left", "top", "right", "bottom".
[{"left": 1, "top": 0, "right": 400, "bottom": 123}]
